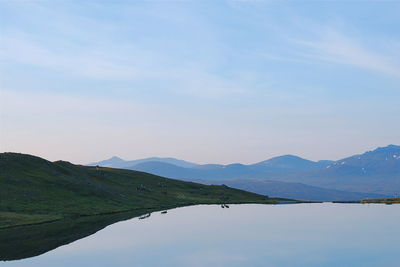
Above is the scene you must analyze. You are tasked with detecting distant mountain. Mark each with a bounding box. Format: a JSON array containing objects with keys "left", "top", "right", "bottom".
[
  {"left": 123, "top": 155, "right": 332, "bottom": 181},
  {"left": 89, "top": 156, "right": 126, "bottom": 168},
  {"left": 90, "top": 154, "right": 330, "bottom": 177},
  {"left": 125, "top": 163, "right": 389, "bottom": 201},
  {"left": 324, "top": 144, "right": 400, "bottom": 176},
  {"left": 217, "top": 179, "right": 389, "bottom": 202},
  {"left": 88, "top": 145, "right": 400, "bottom": 199},
  {"left": 129, "top": 161, "right": 196, "bottom": 178},
  {"left": 89, "top": 156, "right": 198, "bottom": 169},
  {"left": 251, "top": 155, "right": 332, "bottom": 173},
  {"left": 129, "top": 161, "right": 262, "bottom": 180},
  {"left": 274, "top": 145, "right": 400, "bottom": 195}
]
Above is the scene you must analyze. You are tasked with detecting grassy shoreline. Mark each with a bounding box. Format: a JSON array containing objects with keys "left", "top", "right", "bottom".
[
  {"left": 332, "top": 198, "right": 400, "bottom": 204},
  {"left": 1, "top": 199, "right": 294, "bottom": 229},
  {"left": 0, "top": 153, "right": 296, "bottom": 229},
  {"left": 360, "top": 198, "right": 400, "bottom": 204},
  {"left": 0, "top": 202, "right": 293, "bottom": 261}
]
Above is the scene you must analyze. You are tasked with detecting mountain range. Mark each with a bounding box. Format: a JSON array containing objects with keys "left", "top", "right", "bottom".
[
  {"left": 90, "top": 156, "right": 198, "bottom": 168},
  {"left": 89, "top": 145, "right": 400, "bottom": 201}
]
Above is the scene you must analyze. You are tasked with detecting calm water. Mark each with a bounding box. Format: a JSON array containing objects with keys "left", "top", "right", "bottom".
[{"left": 2, "top": 203, "right": 399, "bottom": 267}]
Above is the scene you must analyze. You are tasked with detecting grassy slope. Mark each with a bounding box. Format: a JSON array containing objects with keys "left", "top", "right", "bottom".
[
  {"left": 360, "top": 198, "right": 400, "bottom": 204},
  {"left": 0, "top": 153, "right": 285, "bottom": 228}
]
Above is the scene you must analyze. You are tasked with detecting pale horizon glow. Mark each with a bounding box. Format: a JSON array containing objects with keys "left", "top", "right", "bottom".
[{"left": 0, "top": 1, "right": 399, "bottom": 165}]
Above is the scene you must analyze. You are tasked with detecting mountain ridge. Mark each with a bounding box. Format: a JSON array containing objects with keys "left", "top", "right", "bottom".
[
  {"left": 89, "top": 145, "right": 400, "bottom": 200},
  {"left": 89, "top": 156, "right": 199, "bottom": 169}
]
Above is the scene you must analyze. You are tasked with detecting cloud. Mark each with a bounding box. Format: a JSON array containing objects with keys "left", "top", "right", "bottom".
[
  {"left": 0, "top": 33, "right": 142, "bottom": 80},
  {"left": 0, "top": 30, "right": 252, "bottom": 99},
  {"left": 298, "top": 30, "right": 400, "bottom": 77}
]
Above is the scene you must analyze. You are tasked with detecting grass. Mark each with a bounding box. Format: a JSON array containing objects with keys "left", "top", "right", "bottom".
[
  {"left": 0, "top": 212, "right": 62, "bottom": 228},
  {"left": 360, "top": 198, "right": 400, "bottom": 204},
  {"left": 0, "top": 152, "right": 293, "bottom": 229}
]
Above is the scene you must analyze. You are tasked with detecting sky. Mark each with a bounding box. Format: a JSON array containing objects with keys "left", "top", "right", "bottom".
[{"left": 0, "top": 0, "right": 399, "bottom": 165}]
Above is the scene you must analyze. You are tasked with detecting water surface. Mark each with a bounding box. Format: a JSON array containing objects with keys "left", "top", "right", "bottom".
[{"left": 1, "top": 203, "right": 399, "bottom": 266}]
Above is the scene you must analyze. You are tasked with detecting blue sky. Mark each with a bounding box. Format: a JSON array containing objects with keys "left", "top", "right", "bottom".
[{"left": 0, "top": 0, "right": 399, "bottom": 164}]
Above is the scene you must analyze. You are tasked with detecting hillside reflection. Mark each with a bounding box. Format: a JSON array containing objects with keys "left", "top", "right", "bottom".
[{"left": 0, "top": 209, "right": 157, "bottom": 261}]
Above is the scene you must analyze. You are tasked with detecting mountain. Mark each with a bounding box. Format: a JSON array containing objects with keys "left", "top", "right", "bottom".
[
  {"left": 129, "top": 161, "right": 196, "bottom": 178},
  {"left": 88, "top": 145, "right": 399, "bottom": 199},
  {"left": 88, "top": 156, "right": 126, "bottom": 168},
  {"left": 127, "top": 160, "right": 392, "bottom": 201},
  {"left": 251, "top": 155, "right": 332, "bottom": 173},
  {"left": 94, "top": 154, "right": 335, "bottom": 181},
  {"left": 90, "top": 154, "right": 328, "bottom": 178},
  {"left": 273, "top": 145, "right": 400, "bottom": 195},
  {"left": 89, "top": 156, "right": 198, "bottom": 168},
  {"left": 325, "top": 144, "right": 400, "bottom": 176},
  {"left": 0, "top": 152, "right": 279, "bottom": 229},
  {"left": 129, "top": 161, "right": 259, "bottom": 180},
  {"left": 126, "top": 155, "right": 329, "bottom": 181},
  {"left": 217, "top": 179, "right": 389, "bottom": 202}
]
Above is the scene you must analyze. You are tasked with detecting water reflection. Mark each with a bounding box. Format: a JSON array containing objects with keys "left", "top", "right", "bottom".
[
  {"left": 0, "top": 209, "right": 159, "bottom": 261},
  {"left": 1, "top": 204, "right": 399, "bottom": 266}
]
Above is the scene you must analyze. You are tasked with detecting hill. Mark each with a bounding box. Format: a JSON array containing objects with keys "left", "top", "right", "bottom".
[{"left": 0, "top": 153, "right": 282, "bottom": 229}]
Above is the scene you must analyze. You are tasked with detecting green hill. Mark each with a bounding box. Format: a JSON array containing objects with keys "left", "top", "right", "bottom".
[{"left": 0, "top": 153, "right": 285, "bottom": 229}]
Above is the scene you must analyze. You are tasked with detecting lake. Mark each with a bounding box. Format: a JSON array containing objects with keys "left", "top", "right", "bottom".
[{"left": 1, "top": 203, "right": 399, "bottom": 267}]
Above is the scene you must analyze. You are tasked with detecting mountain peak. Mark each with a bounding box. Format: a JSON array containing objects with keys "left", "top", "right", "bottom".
[
  {"left": 88, "top": 156, "right": 198, "bottom": 168},
  {"left": 272, "top": 154, "right": 307, "bottom": 160},
  {"left": 88, "top": 156, "right": 126, "bottom": 167},
  {"left": 251, "top": 154, "right": 320, "bottom": 172},
  {"left": 257, "top": 154, "right": 313, "bottom": 165},
  {"left": 108, "top": 156, "right": 124, "bottom": 161},
  {"left": 373, "top": 144, "right": 400, "bottom": 152}
]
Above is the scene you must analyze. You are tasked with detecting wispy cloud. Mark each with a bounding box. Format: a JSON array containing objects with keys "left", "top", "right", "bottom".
[
  {"left": 0, "top": 33, "right": 143, "bottom": 80},
  {"left": 0, "top": 0, "right": 248, "bottom": 98},
  {"left": 0, "top": 30, "right": 251, "bottom": 98},
  {"left": 298, "top": 30, "right": 400, "bottom": 77}
]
